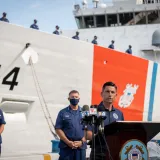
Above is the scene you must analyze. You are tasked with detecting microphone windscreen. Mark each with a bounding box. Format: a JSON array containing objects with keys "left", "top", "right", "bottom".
[{"left": 82, "top": 105, "right": 89, "bottom": 111}]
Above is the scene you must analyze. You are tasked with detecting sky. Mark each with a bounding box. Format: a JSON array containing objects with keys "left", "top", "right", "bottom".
[{"left": 0, "top": 0, "right": 111, "bottom": 33}]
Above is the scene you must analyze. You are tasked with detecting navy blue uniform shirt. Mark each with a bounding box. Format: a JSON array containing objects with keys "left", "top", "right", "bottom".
[
  {"left": 108, "top": 44, "right": 114, "bottom": 49},
  {"left": 97, "top": 102, "right": 124, "bottom": 125},
  {"left": 55, "top": 106, "right": 86, "bottom": 149},
  {"left": 88, "top": 102, "right": 124, "bottom": 132},
  {"left": 126, "top": 48, "right": 132, "bottom": 54},
  {"left": 89, "top": 102, "right": 124, "bottom": 156},
  {"left": 0, "top": 109, "right": 6, "bottom": 144},
  {"left": 0, "top": 17, "right": 9, "bottom": 23},
  {"left": 72, "top": 35, "right": 79, "bottom": 40},
  {"left": 92, "top": 39, "right": 98, "bottom": 45},
  {"left": 53, "top": 30, "right": 59, "bottom": 35},
  {"left": 30, "top": 24, "right": 39, "bottom": 30}
]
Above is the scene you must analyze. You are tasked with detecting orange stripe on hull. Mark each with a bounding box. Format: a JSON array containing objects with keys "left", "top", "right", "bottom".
[{"left": 92, "top": 45, "right": 148, "bottom": 121}]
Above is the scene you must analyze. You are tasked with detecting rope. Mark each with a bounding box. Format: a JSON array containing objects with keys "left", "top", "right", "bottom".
[{"left": 29, "top": 57, "right": 59, "bottom": 140}]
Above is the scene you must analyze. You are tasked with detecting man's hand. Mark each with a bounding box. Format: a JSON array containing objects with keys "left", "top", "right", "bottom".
[
  {"left": 67, "top": 141, "right": 77, "bottom": 149},
  {"left": 74, "top": 141, "right": 82, "bottom": 148},
  {"left": 56, "top": 129, "right": 77, "bottom": 149},
  {"left": 82, "top": 137, "right": 86, "bottom": 142}
]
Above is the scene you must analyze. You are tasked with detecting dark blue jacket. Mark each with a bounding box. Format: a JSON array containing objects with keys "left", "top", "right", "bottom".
[
  {"left": 30, "top": 24, "right": 39, "bottom": 30},
  {"left": 0, "top": 17, "right": 9, "bottom": 23},
  {"left": 92, "top": 39, "right": 98, "bottom": 45},
  {"left": 53, "top": 30, "right": 59, "bottom": 35},
  {"left": 108, "top": 44, "right": 114, "bottom": 49},
  {"left": 72, "top": 35, "right": 79, "bottom": 40},
  {"left": 126, "top": 48, "right": 132, "bottom": 54},
  {"left": 89, "top": 102, "right": 124, "bottom": 157}
]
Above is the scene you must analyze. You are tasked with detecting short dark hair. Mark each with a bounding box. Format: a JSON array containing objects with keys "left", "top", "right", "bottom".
[
  {"left": 56, "top": 25, "right": 59, "bottom": 29},
  {"left": 102, "top": 81, "right": 117, "bottom": 91},
  {"left": 3, "top": 12, "right": 6, "bottom": 16},
  {"left": 69, "top": 90, "right": 79, "bottom": 96}
]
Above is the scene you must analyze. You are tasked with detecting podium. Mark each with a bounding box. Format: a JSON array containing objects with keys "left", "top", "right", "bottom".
[{"left": 90, "top": 121, "right": 160, "bottom": 160}]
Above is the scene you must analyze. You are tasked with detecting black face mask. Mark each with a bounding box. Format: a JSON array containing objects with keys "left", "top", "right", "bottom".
[{"left": 69, "top": 99, "right": 79, "bottom": 106}]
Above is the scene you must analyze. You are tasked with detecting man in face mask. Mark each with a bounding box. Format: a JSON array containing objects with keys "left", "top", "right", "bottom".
[{"left": 55, "top": 90, "right": 86, "bottom": 160}]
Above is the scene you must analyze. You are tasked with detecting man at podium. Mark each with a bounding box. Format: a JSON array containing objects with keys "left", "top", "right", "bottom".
[{"left": 87, "top": 81, "right": 124, "bottom": 160}]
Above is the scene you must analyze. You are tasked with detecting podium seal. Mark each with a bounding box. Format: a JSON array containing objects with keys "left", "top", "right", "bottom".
[{"left": 119, "top": 139, "right": 148, "bottom": 160}]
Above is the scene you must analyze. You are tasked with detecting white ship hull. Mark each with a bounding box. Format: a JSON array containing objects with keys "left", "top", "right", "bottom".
[{"left": 0, "top": 21, "right": 160, "bottom": 159}]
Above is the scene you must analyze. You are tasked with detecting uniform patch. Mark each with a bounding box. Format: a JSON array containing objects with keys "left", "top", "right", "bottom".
[{"left": 113, "top": 113, "right": 118, "bottom": 119}]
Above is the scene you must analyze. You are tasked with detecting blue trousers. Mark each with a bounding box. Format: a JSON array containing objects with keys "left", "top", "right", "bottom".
[{"left": 59, "top": 148, "right": 86, "bottom": 160}]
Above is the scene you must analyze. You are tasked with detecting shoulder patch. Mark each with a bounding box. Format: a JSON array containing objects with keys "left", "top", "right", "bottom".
[{"left": 113, "top": 113, "right": 118, "bottom": 119}]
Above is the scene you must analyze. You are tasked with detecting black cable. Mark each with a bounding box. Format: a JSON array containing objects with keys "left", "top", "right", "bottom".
[
  {"left": 84, "top": 125, "right": 89, "bottom": 160},
  {"left": 92, "top": 118, "right": 96, "bottom": 160},
  {"left": 97, "top": 130, "right": 104, "bottom": 160},
  {"left": 101, "top": 133, "right": 113, "bottom": 160}
]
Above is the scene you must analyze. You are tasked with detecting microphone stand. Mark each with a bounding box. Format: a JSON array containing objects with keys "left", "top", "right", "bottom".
[
  {"left": 85, "top": 124, "right": 88, "bottom": 142},
  {"left": 91, "top": 116, "right": 96, "bottom": 160},
  {"left": 100, "top": 119, "right": 113, "bottom": 160}
]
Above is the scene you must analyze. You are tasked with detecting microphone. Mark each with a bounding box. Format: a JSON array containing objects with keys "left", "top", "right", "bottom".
[
  {"left": 81, "top": 105, "right": 90, "bottom": 129},
  {"left": 82, "top": 105, "right": 89, "bottom": 112},
  {"left": 89, "top": 106, "right": 97, "bottom": 125},
  {"left": 89, "top": 108, "right": 97, "bottom": 116},
  {"left": 81, "top": 105, "right": 90, "bottom": 118},
  {"left": 97, "top": 111, "right": 106, "bottom": 133},
  {"left": 81, "top": 105, "right": 98, "bottom": 125},
  {"left": 89, "top": 105, "right": 98, "bottom": 160},
  {"left": 98, "top": 111, "right": 106, "bottom": 120}
]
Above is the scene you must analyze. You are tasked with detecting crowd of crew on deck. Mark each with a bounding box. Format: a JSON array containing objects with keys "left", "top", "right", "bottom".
[{"left": 0, "top": 12, "right": 132, "bottom": 55}]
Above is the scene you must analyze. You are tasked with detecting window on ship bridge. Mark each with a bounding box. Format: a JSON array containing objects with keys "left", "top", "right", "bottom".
[
  {"left": 119, "top": 13, "right": 134, "bottom": 26},
  {"left": 84, "top": 16, "right": 94, "bottom": 28},
  {"left": 75, "top": 17, "right": 83, "bottom": 29},
  {"left": 96, "top": 15, "right": 106, "bottom": 27},
  {"left": 107, "top": 14, "right": 117, "bottom": 27}
]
